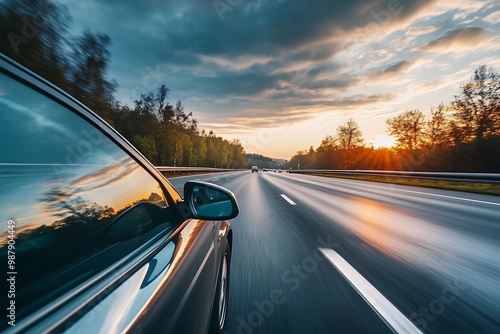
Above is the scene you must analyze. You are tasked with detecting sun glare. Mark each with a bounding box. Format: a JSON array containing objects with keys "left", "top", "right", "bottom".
[{"left": 372, "top": 136, "right": 396, "bottom": 149}]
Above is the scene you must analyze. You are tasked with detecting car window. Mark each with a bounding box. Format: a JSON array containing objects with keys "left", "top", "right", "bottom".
[{"left": 0, "top": 71, "right": 175, "bottom": 321}]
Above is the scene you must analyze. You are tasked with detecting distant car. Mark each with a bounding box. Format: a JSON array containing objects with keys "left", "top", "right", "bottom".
[
  {"left": 0, "top": 53, "right": 239, "bottom": 334},
  {"left": 263, "top": 168, "right": 268, "bottom": 172},
  {"left": 252, "top": 166, "right": 258, "bottom": 172},
  {"left": 278, "top": 169, "right": 283, "bottom": 173}
]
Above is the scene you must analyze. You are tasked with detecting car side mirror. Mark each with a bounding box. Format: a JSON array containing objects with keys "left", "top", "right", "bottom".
[{"left": 183, "top": 181, "right": 239, "bottom": 220}]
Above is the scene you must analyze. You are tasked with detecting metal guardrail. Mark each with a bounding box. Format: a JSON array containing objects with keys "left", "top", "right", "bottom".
[
  {"left": 156, "top": 166, "right": 244, "bottom": 174},
  {"left": 155, "top": 167, "right": 500, "bottom": 183},
  {"left": 289, "top": 169, "right": 500, "bottom": 184}
]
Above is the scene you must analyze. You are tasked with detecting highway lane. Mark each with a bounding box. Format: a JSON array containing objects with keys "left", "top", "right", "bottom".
[{"left": 168, "top": 171, "right": 500, "bottom": 334}]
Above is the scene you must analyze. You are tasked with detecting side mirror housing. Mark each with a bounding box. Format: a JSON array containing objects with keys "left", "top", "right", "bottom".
[{"left": 183, "top": 181, "right": 239, "bottom": 220}]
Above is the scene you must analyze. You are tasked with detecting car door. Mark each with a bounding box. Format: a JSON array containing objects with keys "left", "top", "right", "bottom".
[
  {"left": 126, "top": 218, "right": 218, "bottom": 334},
  {"left": 0, "top": 54, "right": 218, "bottom": 333}
]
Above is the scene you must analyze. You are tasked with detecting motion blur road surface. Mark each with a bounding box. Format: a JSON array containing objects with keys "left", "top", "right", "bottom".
[{"left": 168, "top": 171, "right": 500, "bottom": 334}]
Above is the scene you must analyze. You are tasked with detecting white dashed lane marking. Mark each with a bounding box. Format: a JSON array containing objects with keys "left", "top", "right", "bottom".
[
  {"left": 280, "top": 194, "right": 297, "bottom": 205},
  {"left": 319, "top": 248, "right": 422, "bottom": 334}
]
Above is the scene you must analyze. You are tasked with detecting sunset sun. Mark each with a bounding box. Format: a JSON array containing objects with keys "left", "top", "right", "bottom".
[{"left": 372, "top": 136, "right": 396, "bottom": 149}]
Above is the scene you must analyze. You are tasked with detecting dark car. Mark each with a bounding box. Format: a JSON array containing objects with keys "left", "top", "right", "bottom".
[{"left": 0, "top": 54, "right": 238, "bottom": 334}]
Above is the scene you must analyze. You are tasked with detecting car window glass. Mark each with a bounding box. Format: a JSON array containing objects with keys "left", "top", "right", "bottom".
[{"left": 0, "top": 71, "right": 174, "bottom": 320}]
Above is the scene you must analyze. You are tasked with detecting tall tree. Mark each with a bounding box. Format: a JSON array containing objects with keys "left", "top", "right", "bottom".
[
  {"left": 172, "top": 100, "right": 191, "bottom": 166},
  {"left": 386, "top": 110, "right": 426, "bottom": 150},
  {"left": 217, "top": 138, "right": 231, "bottom": 168},
  {"left": 68, "top": 30, "right": 116, "bottom": 122},
  {"left": 426, "top": 103, "right": 450, "bottom": 148},
  {"left": 336, "top": 119, "right": 364, "bottom": 150},
  {"left": 316, "top": 135, "right": 338, "bottom": 169},
  {"left": 0, "top": 0, "right": 71, "bottom": 88},
  {"left": 288, "top": 149, "right": 312, "bottom": 170},
  {"left": 205, "top": 131, "right": 217, "bottom": 167},
  {"left": 230, "top": 139, "right": 246, "bottom": 168},
  {"left": 336, "top": 119, "right": 364, "bottom": 169},
  {"left": 451, "top": 65, "right": 500, "bottom": 143},
  {"left": 130, "top": 135, "right": 157, "bottom": 162},
  {"left": 132, "top": 85, "right": 173, "bottom": 165},
  {"left": 191, "top": 134, "right": 207, "bottom": 167}
]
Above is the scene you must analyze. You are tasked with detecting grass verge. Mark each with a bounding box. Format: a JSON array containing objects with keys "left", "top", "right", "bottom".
[
  {"left": 161, "top": 171, "right": 213, "bottom": 178},
  {"left": 311, "top": 173, "right": 500, "bottom": 196}
]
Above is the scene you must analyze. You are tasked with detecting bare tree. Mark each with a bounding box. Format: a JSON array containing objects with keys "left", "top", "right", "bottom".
[
  {"left": 336, "top": 119, "right": 364, "bottom": 150},
  {"left": 336, "top": 119, "right": 364, "bottom": 168},
  {"left": 386, "top": 110, "right": 426, "bottom": 150}
]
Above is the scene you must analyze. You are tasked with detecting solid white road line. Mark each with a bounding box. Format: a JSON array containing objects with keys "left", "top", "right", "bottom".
[
  {"left": 303, "top": 175, "right": 500, "bottom": 207},
  {"left": 363, "top": 182, "right": 500, "bottom": 206},
  {"left": 391, "top": 188, "right": 500, "bottom": 206},
  {"left": 211, "top": 178, "right": 220, "bottom": 182},
  {"left": 280, "top": 194, "right": 297, "bottom": 205},
  {"left": 319, "top": 248, "right": 422, "bottom": 334}
]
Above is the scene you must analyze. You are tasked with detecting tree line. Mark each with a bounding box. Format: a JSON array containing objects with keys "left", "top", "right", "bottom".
[
  {"left": 245, "top": 153, "right": 283, "bottom": 169},
  {"left": 0, "top": 0, "right": 246, "bottom": 168},
  {"left": 288, "top": 65, "right": 500, "bottom": 172},
  {"left": 3, "top": 0, "right": 498, "bottom": 172}
]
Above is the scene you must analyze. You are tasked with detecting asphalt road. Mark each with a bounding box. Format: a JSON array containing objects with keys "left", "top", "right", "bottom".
[{"left": 168, "top": 171, "right": 500, "bottom": 334}]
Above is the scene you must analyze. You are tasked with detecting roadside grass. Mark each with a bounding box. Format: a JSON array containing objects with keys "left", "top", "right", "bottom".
[{"left": 312, "top": 173, "right": 500, "bottom": 196}]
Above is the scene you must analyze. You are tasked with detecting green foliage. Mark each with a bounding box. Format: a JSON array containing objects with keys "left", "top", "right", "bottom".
[
  {"left": 131, "top": 135, "right": 157, "bottom": 162},
  {"left": 0, "top": 0, "right": 71, "bottom": 89},
  {"left": 114, "top": 92, "right": 246, "bottom": 168},
  {"left": 245, "top": 153, "right": 273, "bottom": 168},
  {"left": 452, "top": 65, "right": 500, "bottom": 143}
]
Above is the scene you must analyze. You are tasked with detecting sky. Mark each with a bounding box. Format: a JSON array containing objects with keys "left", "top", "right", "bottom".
[{"left": 63, "top": 0, "right": 500, "bottom": 159}]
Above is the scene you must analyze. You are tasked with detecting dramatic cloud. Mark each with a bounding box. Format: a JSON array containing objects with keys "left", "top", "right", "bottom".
[
  {"left": 61, "top": 0, "right": 500, "bottom": 157},
  {"left": 406, "top": 26, "right": 440, "bottom": 36},
  {"left": 483, "top": 10, "right": 500, "bottom": 24},
  {"left": 371, "top": 60, "right": 417, "bottom": 79},
  {"left": 418, "top": 27, "right": 491, "bottom": 53}
]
